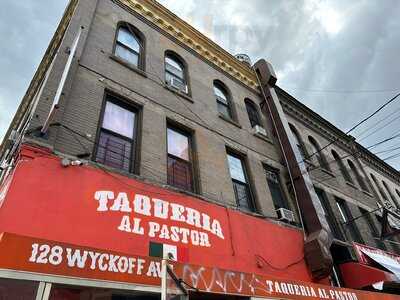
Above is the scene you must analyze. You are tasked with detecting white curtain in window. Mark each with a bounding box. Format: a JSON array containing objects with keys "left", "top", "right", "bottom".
[{"left": 102, "top": 101, "right": 135, "bottom": 138}]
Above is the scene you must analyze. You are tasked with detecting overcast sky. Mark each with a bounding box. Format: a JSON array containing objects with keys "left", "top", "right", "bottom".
[{"left": 1, "top": 0, "right": 399, "bottom": 169}]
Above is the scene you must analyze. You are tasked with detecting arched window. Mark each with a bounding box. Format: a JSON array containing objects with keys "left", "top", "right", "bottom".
[
  {"left": 214, "top": 81, "right": 232, "bottom": 119},
  {"left": 347, "top": 160, "right": 368, "bottom": 191},
  {"left": 165, "top": 52, "right": 188, "bottom": 93},
  {"left": 289, "top": 124, "right": 308, "bottom": 160},
  {"left": 308, "top": 136, "right": 330, "bottom": 171},
  {"left": 244, "top": 99, "right": 261, "bottom": 128},
  {"left": 370, "top": 174, "right": 389, "bottom": 202},
  {"left": 331, "top": 150, "right": 352, "bottom": 183},
  {"left": 382, "top": 181, "right": 399, "bottom": 209},
  {"left": 114, "top": 23, "right": 143, "bottom": 68},
  {"left": 396, "top": 189, "right": 400, "bottom": 200}
]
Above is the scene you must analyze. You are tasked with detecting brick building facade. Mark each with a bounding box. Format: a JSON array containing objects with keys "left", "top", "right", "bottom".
[{"left": 1, "top": 0, "right": 400, "bottom": 298}]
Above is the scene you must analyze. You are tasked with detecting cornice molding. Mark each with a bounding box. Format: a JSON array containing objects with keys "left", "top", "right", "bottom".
[
  {"left": 277, "top": 87, "right": 400, "bottom": 182},
  {"left": 277, "top": 88, "right": 353, "bottom": 152},
  {"left": 357, "top": 146, "right": 400, "bottom": 184},
  {"left": 116, "top": 0, "right": 258, "bottom": 90}
]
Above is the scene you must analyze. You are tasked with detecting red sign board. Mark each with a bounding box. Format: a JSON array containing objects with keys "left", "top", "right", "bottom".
[
  {"left": 0, "top": 232, "right": 398, "bottom": 300},
  {"left": 0, "top": 145, "right": 310, "bottom": 282}
]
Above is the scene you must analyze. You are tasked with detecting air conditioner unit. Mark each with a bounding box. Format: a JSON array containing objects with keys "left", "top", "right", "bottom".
[
  {"left": 383, "top": 201, "right": 394, "bottom": 210},
  {"left": 276, "top": 208, "right": 295, "bottom": 223},
  {"left": 0, "top": 161, "right": 8, "bottom": 170},
  {"left": 253, "top": 125, "right": 267, "bottom": 137},
  {"left": 168, "top": 78, "right": 188, "bottom": 94}
]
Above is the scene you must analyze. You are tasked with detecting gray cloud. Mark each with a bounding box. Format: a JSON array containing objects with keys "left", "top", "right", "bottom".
[
  {"left": 0, "top": 0, "right": 68, "bottom": 143},
  {"left": 159, "top": 0, "right": 400, "bottom": 169},
  {"left": 1, "top": 0, "right": 399, "bottom": 169}
]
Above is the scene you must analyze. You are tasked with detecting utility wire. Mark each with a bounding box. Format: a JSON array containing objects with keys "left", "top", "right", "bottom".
[
  {"left": 354, "top": 106, "right": 400, "bottom": 139},
  {"left": 357, "top": 110, "right": 400, "bottom": 142},
  {"left": 304, "top": 131, "right": 400, "bottom": 176},
  {"left": 373, "top": 143, "right": 400, "bottom": 156},
  {"left": 298, "top": 92, "right": 400, "bottom": 165},
  {"left": 283, "top": 86, "right": 399, "bottom": 94},
  {"left": 310, "top": 143, "right": 400, "bottom": 186}
]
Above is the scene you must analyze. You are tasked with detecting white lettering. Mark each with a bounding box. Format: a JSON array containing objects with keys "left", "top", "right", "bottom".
[
  {"left": 94, "top": 191, "right": 114, "bottom": 211},
  {"left": 66, "top": 248, "right": 88, "bottom": 269},
  {"left": 152, "top": 198, "right": 169, "bottom": 219},
  {"left": 110, "top": 192, "right": 132, "bottom": 212},
  {"left": 118, "top": 215, "right": 131, "bottom": 232},
  {"left": 134, "top": 194, "right": 151, "bottom": 216}
]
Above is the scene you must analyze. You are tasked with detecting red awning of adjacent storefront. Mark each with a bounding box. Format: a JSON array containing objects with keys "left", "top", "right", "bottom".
[{"left": 340, "top": 262, "right": 398, "bottom": 289}]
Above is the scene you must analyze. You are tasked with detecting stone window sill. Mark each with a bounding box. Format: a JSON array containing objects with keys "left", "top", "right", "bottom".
[
  {"left": 218, "top": 113, "right": 242, "bottom": 129},
  {"left": 321, "top": 168, "right": 335, "bottom": 177},
  {"left": 164, "top": 84, "right": 194, "bottom": 103},
  {"left": 346, "top": 181, "right": 358, "bottom": 190},
  {"left": 362, "top": 190, "right": 373, "bottom": 197},
  {"left": 253, "top": 132, "right": 274, "bottom": 145},
  {"left": 109, "top": 54, "right": 147, "bottom": 78}
]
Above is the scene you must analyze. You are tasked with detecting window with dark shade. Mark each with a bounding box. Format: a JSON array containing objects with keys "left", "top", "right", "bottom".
[
  {"left": 227, "top": 152, "right": 254, "bottom": 211},
  {"left": 0, "top": 278, "right": 39, "bottom": 300},
  {"left": 95, "top": 97, "right": 137, "bottom": 172},
  {"left": 214, "top": 81, "right": 232, "bottom": 119},
  {"left": 382, "top": 180, "right": 400, "bottom": 209},
  {"left": 245, "top": 99, "right": 261, "bottom": 128},
  {"left": 308, "top": 136, "right": 330, "bottom": 171},
  {"left": 359, "top": 207, "right": 386, "bottom": 250},
  {"left": 336, "top": 198, "right": 364, "bottom": 244},
  {"left": 114, "top": 25, "right": 142, "bottom": 68},
  {"left": 315, "top": 188, "right": 345, "bottom": 241},
  {"left": 289, "top": 124, "right": 308, "bottom": 161},
  {"left": 347, "top": 160, "right": 368, "bottom": 191},
  {"left": 167, "top": 127, "right": 193, "bottom": 192},
  {"left": 370, "top": 174, "right": 390, "bottom": 203},
  {"left": 265, "top": 166, "right": 289, "bottom": 210},
  {"left": 331, "top": 150, "right": 353, "bottom": 183}
]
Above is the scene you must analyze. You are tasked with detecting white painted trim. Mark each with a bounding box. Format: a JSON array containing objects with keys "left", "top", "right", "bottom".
[
  {"left": 41, "top": 25, "right": 83, "bottom": 134},
  {"left": 0, "top": 269, "right": 160, "bottom": 293},
  {"left": 42, "top": 283, "right": 52, "bottom": 300},
  {"left": 35, "top": 282, "right": 47, "bottom": 300}
]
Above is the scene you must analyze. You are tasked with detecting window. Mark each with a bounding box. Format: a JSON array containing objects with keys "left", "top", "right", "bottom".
[
  {"left": 347, "top": 160, "right": 368, "bottom": 191},
  {"left": 315, "top": 188, "right": 345, "bottom": 240},
  {"left": 382, "top": 181, "right": 400, "bottom": 209},
  {"left": 226, "top": 151, "right": 255, "bottom": 211},
  {"left": 265, "top": 166, "right": 289, "bottom": 210},
  {"left": 370, "top": 174, "right": 389, "bottom": 203},
  {"left": 245, "top": 99, "right": 261, "bottom": 128},
  {"left": 165, "top": 52, "right": 187, "bottom": 93},
  {"left": 214, "top": 81, "right": 232, "bottom": 119},
  {"left": 95, "top": 96, "right": 137, "bottom": 172},
  {"left": 0, "top": 278, "right": 39, "bottom": 299},
  {"left": 167, "top": 126, "right": 193, "bottom": 192},
  {"left": 289, "top": 124, "right": 308, "bottom": 161},
  {"left": 359, "top": 207, "right": 386, "bottom": 250},
  {"left": 308, "top": 136, "right": 330, "bottom": 171},
  {"left": 49, "top": 284, "right": 159, "bottom": 300},
  {"left": 331, "top": 150, "right": 353, "bottom": 183},
  {"left": 336, "top": 198, "right": 364, "bottom": 243},
  {"left": 114, "top": 23, "right": 143, "bottom": 68}
]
